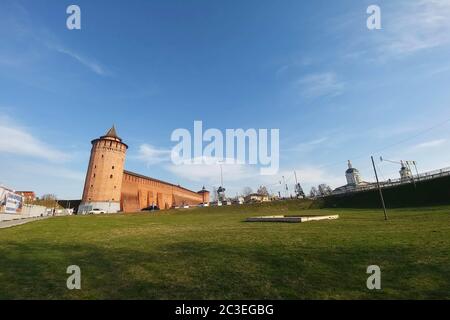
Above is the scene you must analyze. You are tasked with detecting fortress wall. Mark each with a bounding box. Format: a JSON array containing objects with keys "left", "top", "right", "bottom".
[
  {"left": 79, "top": 127, "right": 209, "bottom": 214},
  {"left": 120, "top": 171, "right": 205, "bottom": 212}
]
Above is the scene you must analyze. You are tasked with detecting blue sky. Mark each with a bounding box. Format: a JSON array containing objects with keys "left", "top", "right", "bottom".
[{"left": 1, "top": 0, "right": 450, "bottom": 199}]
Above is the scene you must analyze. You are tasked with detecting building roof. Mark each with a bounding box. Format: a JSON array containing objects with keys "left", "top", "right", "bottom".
[
  {"left": 346, "top": 160, "right": 359, "bottom": 174},
  {"left": 197, "top": 186, "right": 209, "bottom": 194},
  {"left": 93, "top": 125, "right": 128, "bottom": 148},
  {"left": 105, "top": 125, "right": 118, "bottom": 137},
  {"left": 101, "top": 125, "right": 122, "bottom": 141}
]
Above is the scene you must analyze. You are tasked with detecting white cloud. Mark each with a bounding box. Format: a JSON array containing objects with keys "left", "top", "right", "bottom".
[
  {"left": 374, "top": 0, "right": 450, "bottom": 57},
  {"left": 135, "top": 144, "right": 171, "bottom": 165},
  {"left": 0, "top": 116, "right": 83, "bottom": 198},
  {"left": 0, "top": 117, "right": 69, "bottom": 162},
  {"left": 275, "top": 56, "right": 314, "bottom": 78},
  {"left": 166, "top": 156, "right": 255, "bottom": 185},
  {"left": 54, "top": 46, "right": 109, "bottom": 76},
  {"left": 412, "top": 138, "right": 446, "bottom": 149},
  {"left": 306, "top": 137, "right": 328, "bottom": 145},
  {"left": 14, "top": 162, "right": 85, "bottom": 181},
  {"left": 258, "top": 167, "right": 345, "bottom": 191},
  {"left": 0, "top": 159, "right": 85, "bottom": 198},
  {"left": 296, "top": 72, "right": 344, "bottom": 98},
  {"left": 286, "top": 136, "right": 328, "bottom": 153},
  {"left": 0, "top": 3, "right": 110, "bottom": 77},
  {"left": 166, "top": 154, "right": 346, "bottom": 198}
]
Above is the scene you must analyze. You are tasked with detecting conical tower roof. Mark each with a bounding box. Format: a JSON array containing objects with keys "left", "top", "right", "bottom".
[
  {"left": 91, "top": 125, "right": 127, "bottom": 148},
  {"left": 105, "top": 125, "right": 119, "bottom": 138},
  {"left": 100, "top": 125, "right": 123, "bottom": 142}
]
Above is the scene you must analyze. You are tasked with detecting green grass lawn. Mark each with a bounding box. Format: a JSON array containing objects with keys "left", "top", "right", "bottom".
[{"left": 0, "top": 201, "right": 449, "bottom": 299}]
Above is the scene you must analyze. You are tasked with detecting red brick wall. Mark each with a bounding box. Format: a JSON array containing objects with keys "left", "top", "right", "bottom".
[{"left": 120, "top": 171, "right": 205, "bottom": 212}]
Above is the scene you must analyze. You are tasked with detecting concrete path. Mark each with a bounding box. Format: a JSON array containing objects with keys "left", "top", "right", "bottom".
[{"left": 0, "top": 216, "right": 50, "bottom": 229}]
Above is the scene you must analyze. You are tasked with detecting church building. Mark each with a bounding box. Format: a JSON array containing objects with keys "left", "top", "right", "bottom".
[{"left": 333, "top": 160, "right": 370, "bottom": 194}]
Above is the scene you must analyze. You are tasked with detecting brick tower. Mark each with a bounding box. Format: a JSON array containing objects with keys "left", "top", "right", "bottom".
[
  {"left": 78, "top": 126, "right": 128, "bottom": 213},
  {"left": 197, "top": 186, "right": 210, "bottom": 204}
]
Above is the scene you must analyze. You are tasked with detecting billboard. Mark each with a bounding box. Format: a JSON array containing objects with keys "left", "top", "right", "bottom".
[{"left": 0, "top": 186, "right": 24, "bottom": 214}]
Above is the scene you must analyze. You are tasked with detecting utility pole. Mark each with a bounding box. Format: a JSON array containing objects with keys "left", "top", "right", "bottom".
[
  {"left": 381, "top": 156, "right": 418, "bottom": 187},
  {"left": 217, "top": 162, "right": 225, "bottom": 203},
  {"left": 281, "top": 176, "right": 288, "bottom": 199},
  {"left": 406, "top": 160, "right": 419, "bottom": 183},
  {"left": 412, "top": 161, "right": 419, "bottom": 179},
  {"left": 218, "top": 162, "right": 224, "bottom": 187},
  {"left": 371, "top": 156, "right": 388, "bottom": 221},
  {"left": 406, "top": 161, "right": 416, "bottom": 188}
]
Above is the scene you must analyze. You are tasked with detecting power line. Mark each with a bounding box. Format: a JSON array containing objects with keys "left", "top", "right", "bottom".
[{"left": 308, "top": 115, "right": 450, "bottom": 171}]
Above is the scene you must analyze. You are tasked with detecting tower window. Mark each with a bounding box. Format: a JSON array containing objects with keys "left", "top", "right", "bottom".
[
  {"left": 110, "top": 175, "right": 113, "bottom": 179},
  {"left": 93, "top": 174, "right": 96, "bottom": 178},
  {"left": 112, "top": 166, "right": 115, "bottom": 169}
]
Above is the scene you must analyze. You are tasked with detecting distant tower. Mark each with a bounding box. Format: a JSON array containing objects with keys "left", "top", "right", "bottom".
[
  {"left": 78, "top": 126, "right": 128, "bottom": 213},
  {"left": 346, "top": 160, "right": 362, "bottom": 186},
  {"left": 197, "top": 186, "right": 210, "bottom": 204},
  {"left": 399, "top": 161, "right": 412, "bottom": 181}
]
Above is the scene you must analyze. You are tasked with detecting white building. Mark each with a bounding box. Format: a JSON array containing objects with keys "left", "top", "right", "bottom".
[
  {"left": 345, "top": 160, "right": 362, "bottom": 186},
  {"left": 245, "top": 193, "right": 270, "bottom": 203},
  {"left": 333, "top": 160, "right": 370, "bottom": 194},
  {"left": 399, "top": 161, "right": 413, "bottom": 181}
]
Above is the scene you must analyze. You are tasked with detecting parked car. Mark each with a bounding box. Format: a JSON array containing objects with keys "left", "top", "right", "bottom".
[
  {"left": 142, "top": 205, "right": 160, "bottom": 212},
  {"left": 198, "top": 203, "right": 209, "bottom": 207},
  {"left": 88, "top": 208, "right": 106, "bottom": 214}
]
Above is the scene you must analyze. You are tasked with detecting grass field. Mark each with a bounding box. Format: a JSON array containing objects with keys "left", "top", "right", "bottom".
[{"left": 0, "top": 200, "right": 449, "bottom": 299}]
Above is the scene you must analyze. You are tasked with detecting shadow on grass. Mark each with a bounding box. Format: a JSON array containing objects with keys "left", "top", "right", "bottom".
[{"left": 0, "top": 239, "right": 449, "bottom": 300}]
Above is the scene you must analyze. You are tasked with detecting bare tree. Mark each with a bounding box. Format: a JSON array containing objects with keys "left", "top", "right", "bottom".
[
  {"left": 318, "top": 184, "right": 332, "bottom": 196},
  {"left": 41, "top": 194, "right": 57, "bottom": 201},
  {"left": 257, "top": 185, "right": 269, "bottom": 196},
  {"left": 242, "top": 187, "right": 253, "bottom": 197},
  {"left": 309, "top": 187, "right": 318, "bottom": 198},
  {"left": 295, "top": 182, "right": 305, "bottom": 198}
]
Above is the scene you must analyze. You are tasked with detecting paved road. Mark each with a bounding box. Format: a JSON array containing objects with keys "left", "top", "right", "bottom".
[{"left": 0, "top": 216, "right": 50, "bottom": 229}]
